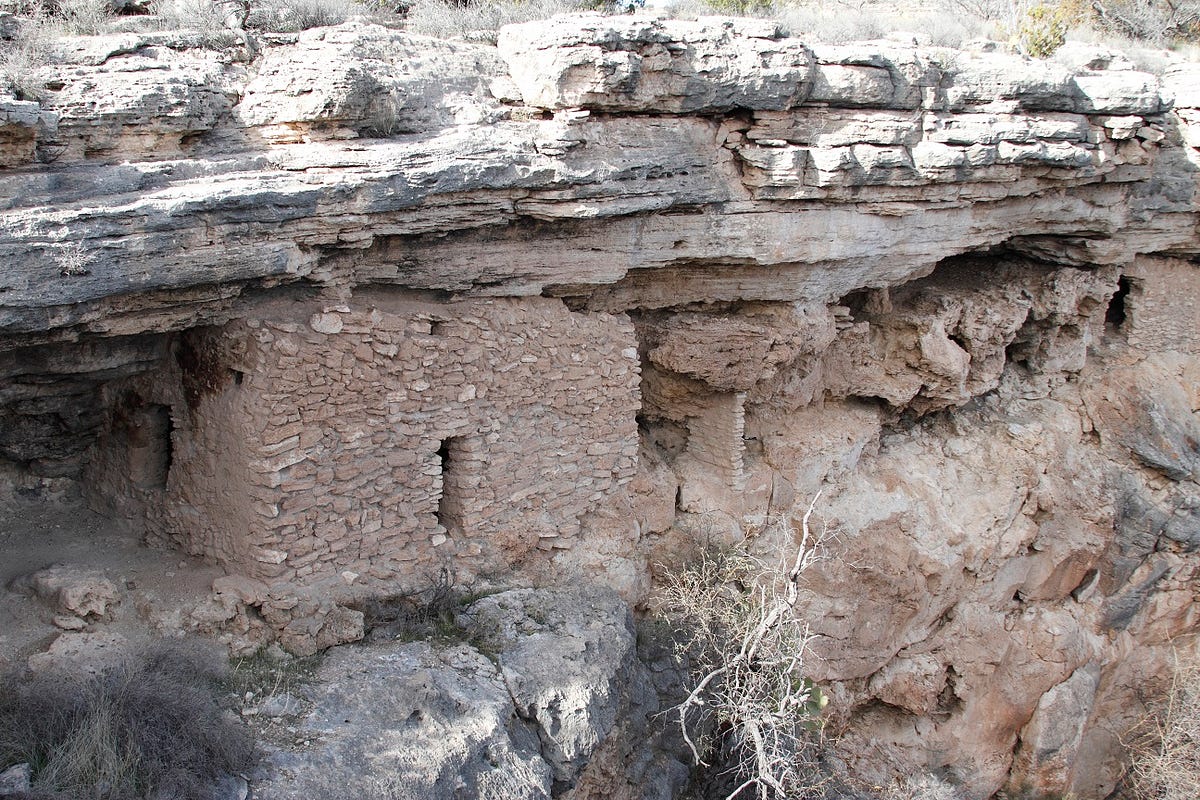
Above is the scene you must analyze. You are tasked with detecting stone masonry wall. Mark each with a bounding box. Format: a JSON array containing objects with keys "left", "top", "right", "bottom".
[
  {"left": 161, "top": 294, "right": 641, "bottom": 588},
  {"left": 1125, "top": 255, "right": 1200, "bottom": 353}
]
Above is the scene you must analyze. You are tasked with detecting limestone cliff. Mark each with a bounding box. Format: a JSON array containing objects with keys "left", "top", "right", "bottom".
[{"left": 1, "top": 13, "right": 1199, "bottom": 799}]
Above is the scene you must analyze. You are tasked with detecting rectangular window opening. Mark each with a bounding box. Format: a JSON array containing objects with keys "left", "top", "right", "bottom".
[{"left": 436, "top": 436, "right": 463, "bottom": 534}]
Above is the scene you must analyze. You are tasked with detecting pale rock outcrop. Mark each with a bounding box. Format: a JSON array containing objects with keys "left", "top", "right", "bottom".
[
  {"left": 459, "top": 586, "right": 637, "bottom": 787},
  {"left": 0, "top": 762, "right": 32, "bottom": 797},
  {"left": 256, "top": 586, "right": 661, "bottom": 800},
  {"left": 0, "top": 97, "right": 56, "bottom": 167},
  {"left": 26, "top": 563, "right": 119, "bottom": 619},
  {"left": 39, "top": 37, "right": 238, "bottom": 162},
  {"left": 498, "top": 15, "right": 814, "bottom": 112},
  {"left": 0, "top": 17, "right": 1195, "bottom": 341},
  {"left": 257, "top": 640, "right": 555, "bottom": 800},
  {"left": 26, "top": 630, "right": 128, "bottom": 674},
  {"left": 237, "top": 21, "right": 509, "bottom": 142},
  {"left": 1085, "top": 357, "right": 1200, "bottom": 482},
  {"left": 752, "top": 350, "right": 1198, "bottom": 798},
  {"left": 821, "top": 259, "right": 1114, "bottom": 413}
]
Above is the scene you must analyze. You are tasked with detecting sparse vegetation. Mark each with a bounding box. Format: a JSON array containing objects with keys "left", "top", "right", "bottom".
[
  {"left": 244, "top": 0, "right": 373, "bottom": 32},
  {"left": 226, "top": 645, "right": 323, "bottom": 707},
  {"left": 356, "top": 566, "right": 476, "bottom": 642},
  {"left": 0, "top": 641, "right": 256, "bottom": 800},
  {"left": 1127, "top": 648, "right": 1200, "bottom": 800},
  {"left": 1091, "top": 0, "right": 1200, "bottom": 43},
  {"left": 1013, "top": 0, "right": 1074, "bottom": 56},
  {"left": 403, "top": 0, "right": 596, "bottom": 42},
  {"left": 1, "top": 0, "right": 1197, "bottom": 79},
  {"left": 147, "top": 0, "right": 241, "bottom": 44},
  {"left": 1, "top": 6, "right": 59, "bottom": 100},
  {"left": 54, "top": 241, "right": 92, "bottom": 277},
  {"left": 881, "top": 773, "right": 966, "bottom": 800},
  {"left": 658, "top": 498, "right": 827, "bottom": 800}
]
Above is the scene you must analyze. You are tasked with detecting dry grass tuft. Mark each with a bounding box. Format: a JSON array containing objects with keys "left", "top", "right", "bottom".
[
  {"left": 245, "top": 0, "right": 373, "bottom": 32},
  {"left": 663, "top": 0, "right": 994, "bottom": 46},
  {"left": 1128, "top": 648, "right": 1200, "bottom": 800},
  {"left": 0, "top": 640, "right": 256, "bottom": 800},
  {"left": 881, "top": 773, "right": 966, "bottom": 800},
  {"left": 1, "top": 7, "right": 59, "bottom": 99},
  {"left": 403, "top": 0, "right": 597, "bottom": 42}
]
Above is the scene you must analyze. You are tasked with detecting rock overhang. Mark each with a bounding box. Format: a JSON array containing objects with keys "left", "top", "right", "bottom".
[{"left": 0, "top": 14, "right": 1195, "bottom": 346}]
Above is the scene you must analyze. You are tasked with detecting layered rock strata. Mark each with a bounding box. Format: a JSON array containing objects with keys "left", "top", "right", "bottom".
[{"left": 1, "top": 14, "right": 1199, "bottom": 799}]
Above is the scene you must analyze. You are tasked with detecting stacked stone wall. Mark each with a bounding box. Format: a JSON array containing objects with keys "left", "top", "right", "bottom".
[
  {"left": 1126, "top": 255, "right": 1200, "bottom": 353},
  {"left": 161, "top": 295, "right": 641, "bottom": 588}
]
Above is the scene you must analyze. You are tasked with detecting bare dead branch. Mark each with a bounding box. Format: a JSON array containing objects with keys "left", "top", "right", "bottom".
[{"left": 659, "top": 494, "right": 827, "bottom": 800}]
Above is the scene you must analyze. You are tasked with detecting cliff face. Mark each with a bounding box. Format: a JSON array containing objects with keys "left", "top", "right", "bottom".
[{"left": 2, "top": 14, "right": 1200, "bottom": 798}]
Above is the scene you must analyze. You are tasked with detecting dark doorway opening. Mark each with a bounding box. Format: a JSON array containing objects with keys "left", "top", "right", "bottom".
[
  {"left": 129, "top": 404, "right": 173, "bottom": 490},
  {"left": 1106, "top": 275, "right": 1132, "bottom": 330},
  {"left": 435, "top": 436, "right": 463, "bottom": 534}
]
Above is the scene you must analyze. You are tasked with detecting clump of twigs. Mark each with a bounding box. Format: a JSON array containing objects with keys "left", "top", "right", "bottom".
[
  {"left": 1127, "top": 647, "right": 1200, "bottom": 800},
  {"left": 659, "top": 496, "right": 827, "bottom": 800},
  {"left": 357, "top": 567, "right": 467, "bottom": 642}
]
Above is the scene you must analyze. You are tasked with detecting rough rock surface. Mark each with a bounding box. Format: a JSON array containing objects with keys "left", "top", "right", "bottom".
[
  {"left": 25, "top": 563, "right": 120, "bottom": 619},
  {"left": 255, "top": 586, "right": 656, "bottom": 800},
  {"left": 0, "top": 762, "right": 32, "bottom": 797},
  {"left": 26, "top": 630, "right": 128, "bottom": 674},
  {"left": 460, "top": 587, "right": 638, "bottom": 788},
  {"left": 258, "top": 641, "right": 554, "bottom": 800},
  {"left": 1, "top": 13, "right": 1199, "bottom": 799}
]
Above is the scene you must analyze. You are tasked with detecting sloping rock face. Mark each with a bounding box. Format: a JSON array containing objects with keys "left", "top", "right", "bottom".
[
  {"left": 2, "top": 14, "right": 1200, "bottom": 798},
  {"left": 254, "top": 586, "right": 679, "bottom": 800}
]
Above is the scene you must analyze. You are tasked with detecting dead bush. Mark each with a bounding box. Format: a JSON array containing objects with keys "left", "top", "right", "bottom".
[
  {"left": 658, "top": 498, "right": 827, "bottom": 800},
  {"left": 0, "top": 6, "right": 57, "bottom": 99},
  {"left": 0, "top": 640, "right": 256, "bottom": 800},
  {"left": 357, "top": 566, "right": 471, "bottom": 641},
  {"left": 403, "top": 0, "right": 598, "bottom": 43},
  {"left": 1090, "top": 0, "right": 1200, "bottom": 44},
  {"left": 1128, "top": 648, "right": 1200, "bottom": 800},
  {"left": 244, "top": 0, "right": 370, "bottom": 32}
]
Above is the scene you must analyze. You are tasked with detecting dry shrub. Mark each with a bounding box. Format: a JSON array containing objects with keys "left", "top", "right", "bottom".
[
  {"left": 781, "top": 3, "right": 988, "bottom": 46},
  {"left": 1090, "top": 0, "right": 1200, "bottom": 43},
  {"left": 52, "top": 0, "right": 109, "bottom": 32},
  {"left": 245, "top": 0, "right": 370, "bottom": 31},
  {"left": 355, "top": 567, "right": 487, "bottom": 643},
  {"left": 658, "top": 499, "right": 827, "bottom": 800},
  {"left": 881, "top": 774, "right": 966, "bottom": 800},
  {"left": 0, "top": 3, "right": 63, "bottom": 99},
  {"left": 148, "top": 0, "right": 240, "bottom": 39},
  {"left": 661, "top": 0, "right": 991, "bottom": 47},
  {"left": 1128, "top": 649, "right": 1200, "bottom": 800},
  {"left": 0, "top": 641, "right": 256, "bottom": 800},
  {"left": 404, "top": 0, "right": 597, "bottom": 42}
]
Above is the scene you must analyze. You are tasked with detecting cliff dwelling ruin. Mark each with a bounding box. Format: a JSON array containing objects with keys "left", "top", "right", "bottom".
[{"left": 2, "top": 12, "right": 1199, "bottom": 799}]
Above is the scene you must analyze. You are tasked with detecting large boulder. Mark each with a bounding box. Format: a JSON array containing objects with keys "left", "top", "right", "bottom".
[
  {"left": 498, "top": 14, "right": 815, "bottom": 113},
  {"left": 459, "top": 586, "right": 638, "bottom": 788},
  {"left": 235, "top": 21, "right": 508, "bottom": 141},
  {"left": 254, "top": 586, "right": 660, "bottom": 799}
]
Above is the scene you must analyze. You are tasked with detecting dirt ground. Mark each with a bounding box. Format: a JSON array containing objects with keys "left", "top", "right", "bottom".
[{"left": 0, "top": 492, "right": 227, "bottom": 672}]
